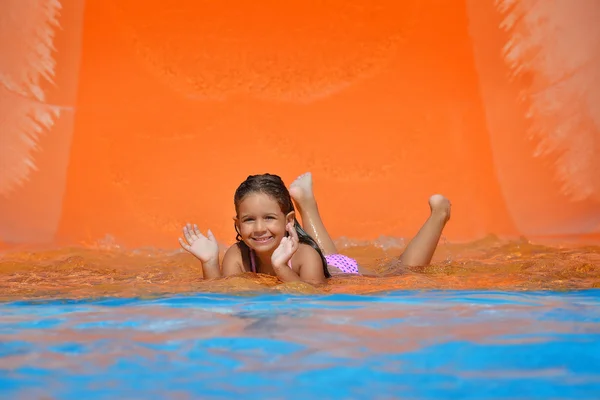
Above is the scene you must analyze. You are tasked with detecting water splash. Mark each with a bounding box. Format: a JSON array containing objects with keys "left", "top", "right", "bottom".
[
  {"left": 0, "top": 0, "right": 62, "bottom": 197},
  {"left": 495, "top": 0, "right": 600, "bottom": 202}
]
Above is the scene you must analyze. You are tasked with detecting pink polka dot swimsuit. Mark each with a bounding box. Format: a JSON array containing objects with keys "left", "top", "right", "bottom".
[
  {"left": 249, "top": 250, "right": 359, "bottom": 275},
  {"left": 325, "top": 254, "right": 359, "bottom": 274}
]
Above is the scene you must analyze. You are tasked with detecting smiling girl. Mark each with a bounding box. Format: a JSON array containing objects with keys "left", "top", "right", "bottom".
[{"left": 179, "top": 173, "right": 451, "bottom": 284}]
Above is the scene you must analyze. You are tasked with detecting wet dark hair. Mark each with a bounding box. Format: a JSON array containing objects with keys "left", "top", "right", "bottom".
[{"left": 234, "top": 173, "right": 331, "bottom": 278}]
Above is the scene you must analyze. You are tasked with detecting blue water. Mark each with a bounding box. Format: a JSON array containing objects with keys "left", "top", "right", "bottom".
[{"left": 1, "top": 290, "right": 599, "bottom": 399}]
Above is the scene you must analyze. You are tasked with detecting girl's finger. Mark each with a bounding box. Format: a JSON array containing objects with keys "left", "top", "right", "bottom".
[
  {"left": 289, "top": 224, "right": 299, "bottom": 240},
  {"left": 207, "top": 229, "right": 216, "bottom": 242},
  {"left": 183, "top": 226, "right": 192, "bottom": 242},
  {"left": 187, "top": 224, "right": 199, "bottom": 241},
  {"left": 193, "top": 224, "right": 208, "bottom": 241},
  {"left": 193, "top": 224, "right": 202, "bottom": 236},
  {"left": 178, "top": 237, "right": 191, "bottom": 250}
]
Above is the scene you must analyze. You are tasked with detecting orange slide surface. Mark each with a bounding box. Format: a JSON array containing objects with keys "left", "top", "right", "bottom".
[{"left": 1, "top": 0, "right": 600, "bottom": 250}]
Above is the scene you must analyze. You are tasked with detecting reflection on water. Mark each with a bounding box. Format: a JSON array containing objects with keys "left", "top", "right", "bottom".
[
  {"left": 1, "top": 291, "right": 599, "bottom": 399},
  {"left": 0, "top": 236, "right": 599, "bottom": 301}
]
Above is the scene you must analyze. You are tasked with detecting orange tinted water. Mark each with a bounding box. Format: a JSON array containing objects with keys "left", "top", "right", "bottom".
[{"left": 2, "top": 236, "right": 599, "bottom": 302}]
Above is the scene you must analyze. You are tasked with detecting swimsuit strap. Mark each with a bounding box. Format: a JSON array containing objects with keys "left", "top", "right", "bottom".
[
  {"left": 249, "top": 249, "right": 292, "bottom": 273},
  {"left": 249, "top": 248, "right": 257, "bottom": 273}
]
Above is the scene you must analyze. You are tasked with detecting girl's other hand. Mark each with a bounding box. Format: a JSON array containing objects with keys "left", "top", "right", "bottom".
[{"left": 271, "top": 222, "right": 299, "bottom": 268}]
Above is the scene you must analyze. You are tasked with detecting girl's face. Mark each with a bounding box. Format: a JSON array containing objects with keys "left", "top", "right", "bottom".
[{"left": 235, "top": 192, "right": 295, "bottom": 253}]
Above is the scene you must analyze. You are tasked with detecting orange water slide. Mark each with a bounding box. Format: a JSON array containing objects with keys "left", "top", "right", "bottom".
[{"left": 1, "top": 0, "right": 599, "bottom": 249}]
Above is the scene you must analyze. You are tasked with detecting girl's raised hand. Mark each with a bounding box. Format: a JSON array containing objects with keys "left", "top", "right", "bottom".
[
  {"left": 179, "top": 223, "right": 219, "bottom": 264},
  {"left": 271, "top": 222, "right": 299, "bottom": 268}
]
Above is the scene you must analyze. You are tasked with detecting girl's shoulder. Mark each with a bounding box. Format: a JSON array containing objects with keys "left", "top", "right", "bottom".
[
  {"left": 292, "top": 243, "right": 323, "bottom": 265},
  {"left": 224, "top": 242, "right": 243, "bottom": 257},
  {"left": 223, "top": 242, "right": 250, "bottom": 273},
  {"left": 291, "top": 243, "right": 327, "bottom": 281}
]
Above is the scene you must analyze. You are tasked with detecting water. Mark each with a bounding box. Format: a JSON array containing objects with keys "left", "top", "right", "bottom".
[
  {"left": 2, "top": 238, "right": 600, "bottom": 302},
  {"left": 1, "top": 290, "right": 599, "bottom": 399}
]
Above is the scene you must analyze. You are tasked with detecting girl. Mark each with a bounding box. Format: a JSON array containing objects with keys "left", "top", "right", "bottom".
[{"left": 178, "top": 173, "right": 451, "bottom": 284}]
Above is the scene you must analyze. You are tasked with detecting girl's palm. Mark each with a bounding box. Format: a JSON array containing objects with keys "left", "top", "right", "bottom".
[{"left": 179, "top": 224, "right": 219, "bottom": 264}]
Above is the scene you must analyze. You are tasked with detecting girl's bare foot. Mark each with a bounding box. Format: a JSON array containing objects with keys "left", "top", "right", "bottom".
[
  {"left": 429, "top": 194, "right": 451, "bottom": 222},
  {"left": 289, "top": 172, "right": 315, "bottom": 207}
]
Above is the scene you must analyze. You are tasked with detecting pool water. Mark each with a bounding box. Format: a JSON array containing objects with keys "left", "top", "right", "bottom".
[{"left": 1, "top": 290, "right": 599, "bottom": 399}]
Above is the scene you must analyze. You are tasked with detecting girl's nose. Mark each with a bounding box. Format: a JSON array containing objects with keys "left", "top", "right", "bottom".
[{"left": 254, "top": 219, "right": 266, "bottom": 232}]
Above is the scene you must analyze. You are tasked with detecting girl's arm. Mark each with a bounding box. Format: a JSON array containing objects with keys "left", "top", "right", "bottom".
[
  {"left": 272, "top": 262, "right": 303, "bottom": 283},
  {"left": 297, "top": 247, "right": 327, "bottom": 285},
  {"left": 271, "top": 223, "right": 303, "bottom": 283},
  {"left": 274, "top": 247, "right": 326, "bottom": 284},
  {"left": 201, "top": 258, "right": 222, "bottom": 280},
  {"left": 271, "top": 225, "right": 327, "bottom": 284}
]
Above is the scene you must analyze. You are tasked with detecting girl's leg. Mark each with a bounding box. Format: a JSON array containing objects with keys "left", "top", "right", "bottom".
[
  {"left": 290, "top": 172, "right": 451, "bottom": 272},
  {"left": 289, "top": 172, "right": 338, "bottom": 255},
  {"left": 399, "top": 194, "right": 451, "bottom": 266}
]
